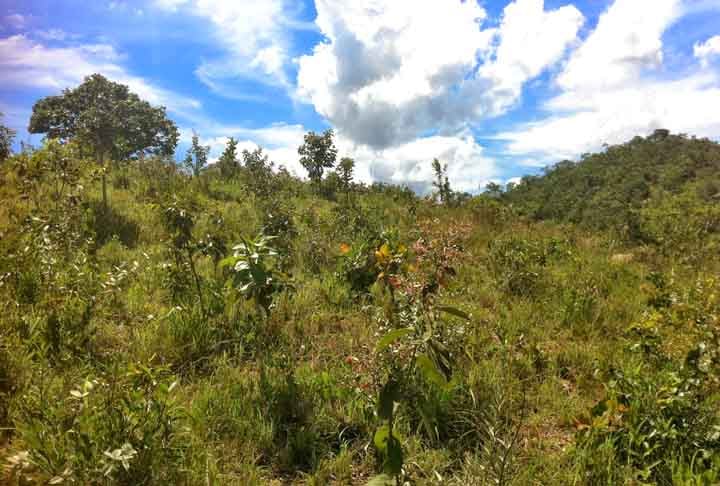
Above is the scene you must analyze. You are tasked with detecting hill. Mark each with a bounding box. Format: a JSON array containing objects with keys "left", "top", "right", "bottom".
[
  {"left": 504, "top": 130, "right": 720, "bottom": 257},
  {"left": 1, "top": 129, "right": 720, "bottom": 485}
]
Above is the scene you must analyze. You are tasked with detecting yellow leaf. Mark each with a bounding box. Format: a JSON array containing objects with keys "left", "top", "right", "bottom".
[{"left": 339, "top": 243, "right": 351, "bottom": 254}]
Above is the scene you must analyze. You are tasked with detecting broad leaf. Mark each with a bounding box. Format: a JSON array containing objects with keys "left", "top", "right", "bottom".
[{"left": 376, "top": 328, "right": 413, "bottom": 352}]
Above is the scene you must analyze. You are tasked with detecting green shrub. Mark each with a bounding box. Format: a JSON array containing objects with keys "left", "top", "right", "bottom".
[{"left": 8, "top": 363, "right": 187, "bottom": 485}]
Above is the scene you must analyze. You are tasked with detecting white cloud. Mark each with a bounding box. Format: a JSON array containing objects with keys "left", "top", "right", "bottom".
[
  {"left": 695, "top": 35, "right": 720, "bottom": 67},
  {"left": 3, "top": 14, "right": 28, "bottom": 29},
  {"left": 297, "top": 0, "right": 582, "bottom": 149},
  {"left": 0, "top": 35, "right": 200, "bottom": 117},
  {"left": 339, "top": 132, "right": 499, "bottom": 193},
  {"left": 497, "top": 0, "right": 720, "bottom": 163},
  {"left": 558, "top": 0, "right": 681, "bottom": 91},
  {"left": 155, "top": 0, "right": 310, "bottom": 95},
  {"left": 499, "top": 74, "right": 720, "bottom": 159},
  {"left": 479, "top": 0, "right": 584, "bottom": 114},
  {"left": 180, "top": 122, "right": 308, "bottom": 176}
]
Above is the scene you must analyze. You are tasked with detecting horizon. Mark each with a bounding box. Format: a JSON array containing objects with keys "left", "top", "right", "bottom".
[{"left": 2, "top": 0, "right": 720, "bottom": 194}]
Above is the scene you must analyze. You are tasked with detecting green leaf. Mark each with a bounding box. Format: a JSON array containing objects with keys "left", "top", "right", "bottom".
[
  {"left": 376, "top": 328, "right": 413, "bottom": 352},
  {"left": 416, "top": 353, "right": 447, "bottom": 387},
  {"left": 378, "top": 380, "right": 399, "bottom": 420},
  {"left": 373, "top": 426, "right": 404, "bottom": 477},
  {"left": 437, "top": 305, "right": 470, "bottom": 320},
  {"left": 218, "top": 256, "right": 238, "bottom": 269},
  {"left": 374, "top": 424, "right": 390, "bottom": 452}
]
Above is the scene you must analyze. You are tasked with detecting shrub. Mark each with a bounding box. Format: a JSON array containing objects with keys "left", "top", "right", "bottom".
[{"left": 8, "top": 363, "right": 187, "bottom": 485}]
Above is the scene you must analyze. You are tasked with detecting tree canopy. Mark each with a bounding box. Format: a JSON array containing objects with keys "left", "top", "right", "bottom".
[
  {"left": 298, "top": 129, "right": 337, "bottom": 185},
  {"left": 28, "top": 74, "right": 179, "bottom": 207}
]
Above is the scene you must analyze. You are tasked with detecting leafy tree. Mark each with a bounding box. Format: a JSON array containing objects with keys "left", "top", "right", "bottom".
[
  {"left": 431, "top": 158, "right": 452, "bottom": 205},
  {"left": 0, "top": 113, "right": 16, "bottom": 161},
  {"left": 217, "top": 137, "right": 239, "bottom": 179},
  {"left": 183, "top": 131, "right": 209, "bottom": 178},
  {"left": 298, "top": 129, "right": 337, "bottom": 186},
  {"left": 242, "top": 147, "right": 274, "bottom": 198},
  {"left": 484, "top": 181, "right": 503, "bottom": 198},
  {"left": 337, "top": 157, "right": 355, "bottom": 194},
  {"left": 28, "top": 74, "right": 179, "bottom": 209}
]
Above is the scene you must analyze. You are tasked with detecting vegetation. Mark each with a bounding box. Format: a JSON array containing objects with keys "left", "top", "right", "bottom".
[{"left": 2, "top": 76, "right": 720, "bottom": 485}]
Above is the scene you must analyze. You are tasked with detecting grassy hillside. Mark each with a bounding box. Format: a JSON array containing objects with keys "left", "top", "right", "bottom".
[{"left": 1, "top": 134, "right": 720, "bottom": 485}]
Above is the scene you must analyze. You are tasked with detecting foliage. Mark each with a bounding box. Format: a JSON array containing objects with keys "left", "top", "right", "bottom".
[
  {"left": 220, "top": 233, "right": 286, "bottom": 315},
  {"left": 4, "top": 86, "right": 720, "bottom": 485},
  {"left": 28, "top": 73, "right": 179, "bottom": 207},
  {"left": 298, "top": 129, "right": 338, "bottom": 185},
  {"left": 217, "top": 136, "right": 240, "bottom": 179},
  {"left": 7, "top": 363, "right": 186, "bottom": 485},
  {"left": 432, "top": 158, "right": 453, "bottom": 205},
  {"left": 0, "top": 112, "right": 16, "bottom": 161},
  {"left": 182, "top": 130, "right": 210, "bottom": 178}
]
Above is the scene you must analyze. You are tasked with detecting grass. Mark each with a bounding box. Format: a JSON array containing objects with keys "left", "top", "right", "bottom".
[{"left": 2, "top": 142, "right": 720, "bottom": 484}]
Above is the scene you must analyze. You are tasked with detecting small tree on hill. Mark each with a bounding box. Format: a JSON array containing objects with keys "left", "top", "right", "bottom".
[
  {"left": 183, "top": 131, "right": 209, "bottom": 178},
  {"left": 298, "top": 129, "right": 337, "bottom": 187},
  {"left": 28, "top": 73, "right": 179, "bottom": 209},
  {"left": 337, "top": 156, "right": 355, "bottom": 201},
  {"left": 432, "top": 158, "right": 452, "bottom": 205},
  {"left": 243, "top": 147, "right": 274, "bottom": 198},
  {"left": 217, "top": 137, "right": 239, "bottom": 179}
]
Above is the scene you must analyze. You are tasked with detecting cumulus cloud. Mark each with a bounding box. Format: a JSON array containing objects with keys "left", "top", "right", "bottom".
[
  {"left": 496, "top": 0, "right": 720, "bottom": 162},
  {"left": 0, "top": 35, "right": 200, "bottom": 116},
  {"left": 695, "top": 35, "right": 720, "bottom": 68},
  {"left": 478, "top": 0, "right": 584, "bottom": 114},
  {"left": 499, "top": 74, "right": 720, "bottom": 160},
  {"left": 557, "top": 0, "right": 680, "bottom": 91},
  {"left": 297, "top": 0, "right": 583, "bottom": 150},
  {"left": 339, "top": 133, "right": 499, "bottom": 194}
]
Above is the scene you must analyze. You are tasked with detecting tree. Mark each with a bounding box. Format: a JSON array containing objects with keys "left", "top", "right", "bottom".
[
  {"left": 217, "top": 137, "right": 239, "bottom": 179},
  {"left": 242, "top": 147, "right": 274, "bottom": 198},
  {"left": 298, "top": 129, "right": 337, "bottom": 186},
  {"left": 0, "top": 113, "right": 16, "bottom": 161},
  {"left": 337, "top": 157, "right": 354, "bottom": 190},
  {"left": 431, "top": 158, "right": 452, "bottom": 205},
  {"left": 336, "top": 157, "right": 355, "bottom": 202},
  {"left": 28, "top": 74, "right": 179, "bottom": 209},
  {"left": 484, "top": 182, "right": 503, "bottom": 198},
  {"left": 183, "top": 131, "right": 209, "bottom": 178}
]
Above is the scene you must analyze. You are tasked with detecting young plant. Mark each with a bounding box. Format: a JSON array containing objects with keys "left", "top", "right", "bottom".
[
  {"left": 220, "top": 233, "right": 286, "bottom": 315},
  {"left": 160, "top": 197, "right": 206, "bottom": 314}
]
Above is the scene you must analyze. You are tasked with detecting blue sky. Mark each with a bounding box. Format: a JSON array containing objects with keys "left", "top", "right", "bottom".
[{"left": 1, "top": 0, "right": 720, "bottom": 193}]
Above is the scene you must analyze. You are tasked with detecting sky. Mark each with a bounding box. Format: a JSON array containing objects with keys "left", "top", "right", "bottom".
[{"left": 1, "top": 0, "right": 720, "bottom": 193}]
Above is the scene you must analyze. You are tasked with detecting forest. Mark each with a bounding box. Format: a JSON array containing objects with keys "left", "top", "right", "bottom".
[{"left": 1, "top": 74, "right": 720, "bottom": 485}]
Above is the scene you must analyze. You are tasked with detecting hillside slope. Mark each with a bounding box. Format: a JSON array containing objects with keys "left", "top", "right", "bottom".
[
  {"left": 1, "top": 138, "right": 720, "bottom": 485},
  {"left": 504, "top": 130, "right": 720, "bottom": 254}
]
